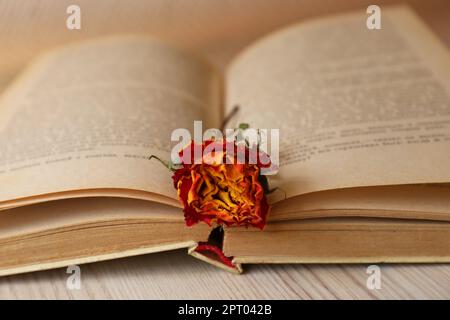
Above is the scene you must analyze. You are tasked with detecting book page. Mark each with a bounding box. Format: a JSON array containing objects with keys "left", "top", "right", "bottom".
[
  {"left": 224, "top": 218, "right": 450, "bottom": 264},
  {"left": 0, "top": 36, "right": 221, "bottom": 207},
  {"left": 270, "top": 184, "right": 450, "bottom": 222},
  {"left": 0, "top": 198, "right": 211, "bottom": 277},
  {"left": 226, "top": 6, "right": 450, "bottom": 198}
]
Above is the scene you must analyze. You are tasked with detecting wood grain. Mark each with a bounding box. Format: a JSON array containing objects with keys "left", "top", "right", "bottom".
[
  {"left": 1, "top": 250, "right": 449, "bottom": 299},
  {"left": 0, "top": 0, "right": 449, "bottom": 299}
]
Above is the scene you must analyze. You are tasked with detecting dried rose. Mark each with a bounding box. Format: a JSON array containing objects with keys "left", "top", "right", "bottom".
[{"left": 172, "top": 140, "right": 271, "bottom": 229}]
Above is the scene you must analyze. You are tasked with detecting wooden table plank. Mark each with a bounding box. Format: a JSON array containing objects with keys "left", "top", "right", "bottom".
[{"left": 1, "top": 250, "right": 449, "bottom": 299}]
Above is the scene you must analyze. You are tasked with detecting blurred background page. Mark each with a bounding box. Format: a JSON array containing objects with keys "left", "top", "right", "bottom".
[{"left": 0, "top": 0, "right": 449, "bottom": 93}]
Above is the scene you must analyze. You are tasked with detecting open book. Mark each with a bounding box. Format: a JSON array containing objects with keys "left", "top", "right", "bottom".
[{"left": 1, "top": 6, "right": 449, "bottom": 276}]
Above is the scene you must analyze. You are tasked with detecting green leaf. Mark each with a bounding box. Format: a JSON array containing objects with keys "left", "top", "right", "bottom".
[
  {"left": 168, "top": 160, "right": 182, "bottom": 171},
  {"left": 238, "top": 123, "right": 250, "bottom": 130}
]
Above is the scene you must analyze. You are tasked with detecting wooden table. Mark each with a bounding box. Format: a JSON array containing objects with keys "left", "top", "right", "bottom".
[
  {"left": 1, "top": 249, "right": 449, "bottom": 299},
  {"left": 0, "top": 0, "right": 449, "bottom": 299}
]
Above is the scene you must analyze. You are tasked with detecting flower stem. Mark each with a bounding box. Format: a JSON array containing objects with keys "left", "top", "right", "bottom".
[{"left": 221, "top": 105, "right": 240, "bottom": 131}]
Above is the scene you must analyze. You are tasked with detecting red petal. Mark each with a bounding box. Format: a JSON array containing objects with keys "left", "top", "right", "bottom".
[{"left": 195, "top": 243, "right": 235, "bottom": 269}]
